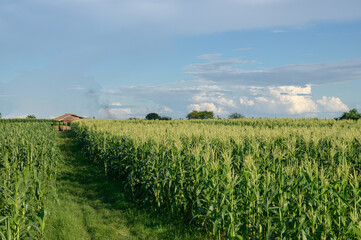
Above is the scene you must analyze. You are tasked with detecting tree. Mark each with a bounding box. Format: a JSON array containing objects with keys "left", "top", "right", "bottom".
[
  {"left": 26, "top": 114, "right": 36, "bottom": 119},
  {"left": 145, "top": 113, "right": 161, "bottom": 120},
  {"left": 338, "top": 109, "right": 361, "bottom": 120},
  {"left": 186, "top": 110, "right": 214, "bottom": 119},
  {"left": 0, "top": 112, "right": 2, "bottom": 119},
  {"left": 228, "top": 113, "right": 245, "bottom": 119}
]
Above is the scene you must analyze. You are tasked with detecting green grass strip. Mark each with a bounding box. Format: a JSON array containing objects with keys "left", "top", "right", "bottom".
[{"left": 45, "top": 132, "right": 197, "bottom": 240}]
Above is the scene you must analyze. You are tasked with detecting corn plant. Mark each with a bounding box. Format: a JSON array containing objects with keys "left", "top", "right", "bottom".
[
  {"left": 0, "top": 121, "right": 59, "bottom": 240},
  {"left": 72, "top": 118, "right": 361, "bottom": 239}
]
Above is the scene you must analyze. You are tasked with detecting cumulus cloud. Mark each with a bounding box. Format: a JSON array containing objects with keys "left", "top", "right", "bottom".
[
  {"left": 101, "top": 79, "right": 350, "bottom": 118},
  {"left": 237, "top": 85, "right": 349, "bottom": 115},
  {"left": 240, "top": 97, "right": 255, "bottom": 106},
  {"left": 244, "top": 85, "right": 318, "bottom": 114},
  {"left": 316, "top": 96, "right": 349, "bottom": 112},
  {"left": 187, "top": 58, "right": 361, "bottom": 86}
]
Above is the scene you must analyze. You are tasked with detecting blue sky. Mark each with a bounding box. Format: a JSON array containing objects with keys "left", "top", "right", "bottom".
[{"left": 0, "top": 0, "right": 361, "bottom": 119}]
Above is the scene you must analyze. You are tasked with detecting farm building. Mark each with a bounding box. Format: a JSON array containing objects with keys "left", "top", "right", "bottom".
[
  {"left": 54, "top": 114, "right": 85, "bottom": 122},
  {"left": 53, "top": 114, "right": 85, "bottom": 131}
]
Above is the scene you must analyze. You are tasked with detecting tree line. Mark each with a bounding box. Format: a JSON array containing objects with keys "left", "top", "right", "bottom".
[
  {"left": 144, "top": 109, "right": 361, "bottom": 120},
  {"left": 0, "top": 109, "right": 360, "bottom": 120},
  {"left": 144, "top": 111, "right": 246, "bottom": 120}
]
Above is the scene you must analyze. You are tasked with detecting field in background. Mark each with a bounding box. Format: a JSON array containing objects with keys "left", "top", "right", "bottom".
[{"left": 73, "top": 118, "right": 361, "bottom": 239}]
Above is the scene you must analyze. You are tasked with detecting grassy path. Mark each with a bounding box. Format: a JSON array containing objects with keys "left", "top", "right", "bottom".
[{"left": 45, "top": 131, "right": 196, "bottom": 240}]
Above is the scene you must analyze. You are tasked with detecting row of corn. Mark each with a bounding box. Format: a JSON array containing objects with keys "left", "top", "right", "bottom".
[
  {"left": 72, "top": 119, "right": 361, "bottom": 239},
  {"left": 0, "top": 121, "right": 59, "bottom": 240}
]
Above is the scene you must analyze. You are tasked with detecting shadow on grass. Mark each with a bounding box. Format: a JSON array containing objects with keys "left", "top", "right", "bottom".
[{"left": 47, "top": 131, "right": 201, "bottom": 240}]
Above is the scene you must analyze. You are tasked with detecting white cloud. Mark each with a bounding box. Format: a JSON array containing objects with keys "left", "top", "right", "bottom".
[
  {"left": 68, "top": 86, "right": 85, "bottom": 90},
  {"left": 266, "top": 85, "right": 317, "bottom": 114},
  {"left": 161, "top": 106, "right": 173, "bottom": 113},
  {"left": 240, "top": 85, "right": 349, "bottom": 115},
  {"left": 271, "top": 85, "right": 312, "bottom": 95},
  {"left": 193, "top": 92, "right": 235, "bottom": 107},
  {"left": 255, "top": 96, "right": 269, "bottom": 103},
  {"left": 98, "top": 107, "right": 132, "bottom": 118},
  {"left": 316, "top": 96, "right": 349, "bottom": 112},
  {"left": 110, "top": 102, "right": 122, "bottom": 106},
  {"left": 187, "top": 102, "right": 227, "bottom": 115},
  {"left": 101, "top": 80, "right": 352, "bottom": 118},
  {"left": 240, "top": 97, "right": 255, "bottom": 106},
  {"left": 185, "top": 59, "right": 255, "bottom": 72}
]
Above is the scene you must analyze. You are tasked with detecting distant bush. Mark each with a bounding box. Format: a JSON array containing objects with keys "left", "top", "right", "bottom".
[
  {"left": 228, "top": 113, "right": 245, "bottom": 119},
  {"left": 145, "top": 113, "right": 161, "bottom": 120},
  {"left": 145, "top": 113, "right": 172, "bottom": 120},
  {"left": 26, "top": 114, "right": 36, "bottom": 119},
  {"left": 338, "top": 109, "right": 361, "bottom": 120},
  {"left": 160, "top": 116, "right": 172, "bottom": 120},
  {"left": 186, "top": 110, "right": 214, "bottom": 119}
]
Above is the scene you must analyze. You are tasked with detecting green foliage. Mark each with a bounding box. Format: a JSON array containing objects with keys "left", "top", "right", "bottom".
[
  {"left": 72, "top": 118, "right": 361, "bottom": 239},
  {"left": 145, "top": 113, "right": 172, "bottom": 120},
  {"left": 0, "top": 122, "right": 59, "bottom": 239},
  {"left": 339, "top": 108, "right": 361, "bottom": 120},
  {"left": 186, "top": 110, "right": 214, "bottom": 119},
  {"left": 0, "top": 118, "right": 55, "bottom": 123},
  {"left": 159, "top": 116, "right": 172, "bottom": 120},
  {"left": 228, "top": 112, "right": 244, "bottom": 119},
  {"left": 26, "top": 114, "right": 36, "bottom": 119},
  {"left": 0, "top": 112, "right": 2, "bottom": 119},
  {"left": 145, "top": 113, "right": 161, "bottom": 120}
]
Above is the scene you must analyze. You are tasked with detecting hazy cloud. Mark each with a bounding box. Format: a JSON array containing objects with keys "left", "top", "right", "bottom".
[
  {"left": 234, "top": 48, "right": 253, "bottom": 51},
  {"left": 197, "top": 53, "right": 221, "bottom": 60},
  {"left": 187, "top": 58, "right": 361, "bottom": 86},
  {"left": 185, "top": 59, "right": 256, "bottom": 72},
  {"left": 0, "top": 68, "right": 102, "bottom": 118},
  {"left": 4, "top": 0, "right": 359, "bottom": 36}
]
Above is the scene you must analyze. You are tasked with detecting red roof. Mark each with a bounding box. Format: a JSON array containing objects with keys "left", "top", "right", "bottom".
[{"left": 54, "top": 114, "right": 85, "bottom": 122}]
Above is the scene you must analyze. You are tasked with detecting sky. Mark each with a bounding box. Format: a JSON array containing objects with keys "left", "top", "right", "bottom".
[{"left": 0, "top": 0, "right": 361, "bottom": 119}]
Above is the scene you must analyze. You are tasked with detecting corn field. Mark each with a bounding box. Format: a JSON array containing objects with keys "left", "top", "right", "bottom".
[
  {"left": 0, "top": 121, "right": 59, "bottom": 240},
  {"left": 72, "top": 118, "right": 361, "bottom": 239}
]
